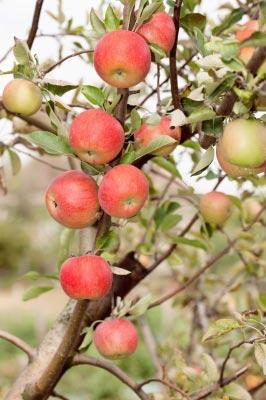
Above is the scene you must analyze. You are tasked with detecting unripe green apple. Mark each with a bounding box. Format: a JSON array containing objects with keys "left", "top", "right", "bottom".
[
  {"left": 3, "top": 79, "right": 42, "bottom": 116},
  {"left": 60, "top": 255, "right": 113, "bottom": 300},
  {"left": 216, "top": 143, "right": 266, "bottom": 177},
  {"left": 219, "top": 119, "right": 266, "bottom": 168},
  {"left": 243, "top": 198, "right": 263, "bottom": 223},
  {"left": 199, "top": 191, "right": 232, "bottom": 226},
  {"left": 93, "top": 318, "right": 138, "bottom": 359}
]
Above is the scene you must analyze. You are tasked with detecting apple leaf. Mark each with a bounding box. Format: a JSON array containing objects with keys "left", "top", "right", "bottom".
[
  {"left": 172, "top": 236, "right": 208, "bottom": 251},
  {"left": 129, "top": 294, "right": 152, "bottom": 317},
  {"left": 104, "top": 5, "right": 120, "bottom": 31},
  {"left": 111, "top": 266, "right": 131, "bottom": 275},
  {"left": 212, "top": 8, "right": 245, "bottom": 36},
  {"left": 240, "top": 32, "right": 266, "bottom": 48},
  {"left": 8, "top": 149, "right": 21, "bottom": 176},
  {"left": 224, "top": 383, "right": 252, "bottom": 400},
  {"left": 181, "top": 13, "right": 206, "bottom": 33},
  {"left": 81, "top": 85, "right": 105, "bottom": 106},
  {"left": 192, "top": 146, "right": 214, "bottom": 176},
  {"left": 254, "top": 343, "right": 266, "bottom": 374},
  {"left": 202, "top": 318, "right": 240, "bottom": 342},
  {"left": 131, "top": 109, "right": 142, "bottom": 130},
  {"left": 43, "top": 80, "right": 78, "bottom": 96},
  {"left": 23, "top": 286, "right": 54, "bottom": 301},
  {"left": 13, "top": 38, "right": 33, "bottom": 65},
  {"left": 96, "top": 230, "right": 119, "bottom": 252},
  {"left": 90, "top": 8, "right": 106, "bottom": 37},
  {"left": 27, "top": 131, "right": 74, "bottom": 155},
  {"left": 134, "top": 136, "right": 177, "bottom": 161},
  {"left": 138, "top": 0, "right": 163, "bottom": 25},
  {"left": 151, "top": 156, "right": 182, "bottom": 178},
  {"left": 149, "top": 44, "right": 166, "bottom": 59}
]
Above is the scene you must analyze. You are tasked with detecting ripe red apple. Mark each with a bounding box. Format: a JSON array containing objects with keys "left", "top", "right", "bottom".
[
  {"left": 218, "top": 119, "right": 266, "bottom": 168},
  {"left": 2, "top": 79, "right": 42, "bottom": 116},
  {"left": 70, "top": 109, "right": 124, "bottom": 165},
  {"left": 216, "top": 143, "right": 266, "bottom": 177},
  {"left": 59, "top": 255, "right": 113, "bottom": 300},
  {"left": 45, "top": 170, "right": 99, "bottom": 229},
  {"left": 98, "top": 164, "right": 149, "bottom": 218},
  {"left": 94, "top": 30, "right": 151, "bottom": 88},
  {"left": 136, "top": 12, "right": 176, "bottom": 53},
  {"left": 93, "top": 318, "right": 138, "bottom": 359},
  {"left": 134, "top": 116, "right": 181, "bottom": 156},
  {"left": 199, "top": 191, "right": 232, "bottom": 226}
]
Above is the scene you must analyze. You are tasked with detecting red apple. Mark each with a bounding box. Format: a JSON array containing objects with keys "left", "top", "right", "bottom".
[
  {"left": 59, "top": 255, "right": 113, "bottom": 300},
  {"left": 236, "top": 20, "right": 266, "bottom": 64},
  {"left": 94, "top": 30, "right": 151, "bottom": 88},
  {"left": 45, "top": 170, "right": 99, "bottom": 229},
  {"left": 134, "top": 115, "right": 181, "bottom": 155},
  {"left": 93, "top": 318, "right": 138, "bottom": 359},
  {"left": 137, "top": 12, "right": 176, "bottom": 53},
  {"left": 199, "top": 191, "right": 232, "bottom": 226},
  {"left": 98, "top": 164, "right": 149, "bottom": 218},
  {"left": 3, "top": 79, "right": 42, "bottom": 116},
  {"left": 218, "top": 119, "right": 266, "bottom": 168},
  {"left": 216, "top": 143, "right": 266, "bottom": 177},
  {"left": 70, "top": 109, "right": 124, "bottom": 165}
]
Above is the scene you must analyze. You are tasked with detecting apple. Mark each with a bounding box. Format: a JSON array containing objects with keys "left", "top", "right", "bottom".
[
  {"left": 93, "top": 318, "right": 138, "bottom": 359},
  {"left": 199, "top": 191, "right": 232, "bottom": 226},
  {"left": 236, "top": 20, "right": 266, "bottom": 65},
  {"left": 218, "top": 119, "right": 266, "bottom": 168},
  {"left": 94, "top": 30, "right": 151, "bottom": 88},
  {"left": 243, "top": 198, "right": 263, "bottom": 223},
  {"left": 2, "top": 79, "right": 42, "bottom": 116},
  {"left": 136, "top": 12, "right": 176, "bottom": 53},
  {"left": 59, "top": 255, "right": 113, "bottom": 300},
  {"left": 70, "top": 109, "right": 124, "bottom": 165},
  {"left": 45, "top": 170, "right": 99, "bottom": 229},
  {"left": 98, "top": 164, "right": 149, "bottom": 218},
  {"left": 134, "top": 116, "right": 181, "bottom": 156},
  {"left": 216, "top": 143, "right": 266, "bottom": 177}
]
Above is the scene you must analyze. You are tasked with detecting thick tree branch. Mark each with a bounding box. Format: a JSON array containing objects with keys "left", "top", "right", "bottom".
[
  {"left": 27, "top": 0, "right": 44, "bottom": 49},
  {"left": 0, "top": 329, "right": 34, "bottom": 360},
  {"left": 169, "top": 0, "right": 183, "bottom": 109},
  {"left": 72, "top": 354, "right": 149, "bottom": 400}
]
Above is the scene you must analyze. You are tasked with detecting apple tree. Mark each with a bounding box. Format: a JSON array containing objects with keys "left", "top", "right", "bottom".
[{"left": 0, "top": 0, "right": 266, "bottom": 399}]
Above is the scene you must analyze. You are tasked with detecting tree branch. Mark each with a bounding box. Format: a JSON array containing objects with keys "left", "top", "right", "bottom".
[
  {"left": 138, "top": 378, "right": 191, "bottom": 399},
  {"left": 72, "top": 354, "right": 149, "bottom": 400},
  {"left": 43, "top": 49, "right": 93, "bottom": 75},
  {"left": 0, "top": 329, "right": 34, "bottom": 361},
  {"left": 27, "top": 0, "right": 44, "bottom": 49}
]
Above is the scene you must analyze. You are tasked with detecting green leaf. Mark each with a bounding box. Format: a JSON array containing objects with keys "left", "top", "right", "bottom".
[
  {"left": 202, "top": 118, "right": 223, "bottom": 138},
  {"left": 27, "top": 131, "right": 73, "bottom": 155},
  {"left": 202, "top": 318, "right": 240, "bottom": 342},
  {"left": 149, "top": 44, "right": 167, "bottom": 59},
  {"left": 212, "top": 8, "right": 245, "bottom": 36},
  {"left": 81, "top": 161, "right": 103, "bottom": 176},
  {"left": 205, "top": 39, "right": 238, "bottom": 61},
  {"left": 161, "top": 214, "right": 182, "bottom": 231},
  {"left": 23, "top": 286, "right": 54, "bottom": 301},
  {"left": 224, "top": 383, "right": 252, "bottom": 400},
  {"left": 134, "top": 136, "right": 177, "bottom": 161},
  {"left": 138, "top": 0, "right": 163, "bottom": 25},
  {"left": 90, "top": 8, "right": 106, "bottom": 37},
  {"left": 192, "top": 146, "right": 214, "bottom": 176},
  {"left": 202, "top": 353, "right": 219, "bottom": 382},
  {"left": 187, "top": 107, "right": 216, "bottom": 124},
  {"left": 254, "top": 343, "right": 266, "bottom": 374},
  {"left": 81, "top": 85, "right": 105, "bottom": 106},
  {"left": 193, "top": 27, "right": 207, "bottom": 56},
  {"left": 13, "top": 38, "right": 33, "bottom": 65},
  {"left": 152, "top": 156, "right": 182, "bottom": 178},
  {"left": 22, "top": 271, "right": 41, "bottom": 281},
  {"left": 57, "top": 228, "right": 75, "bottom": 268},
  {"left": 129, "top": 294, "right": 152, "bottom": 317},
  {"left": 258, "top": 292, "right": 266, "bottom": 311},
  {"left": 207, "top": 75, "right": 236, "bottom": 104},
  {"left": 181, "top": 13, "right": 206, "bottom": 33},
  {"left": 96, "top": 230, "right": 119, "bottom": 252},
  {"left": 8, "top": 149, "right": 21, "bottom": 175},
  {"left": 104, "top": 5, "right": 120, "bottom": 31},
  {"left": 43, "top": 81, "right": 78, "bottom": 96},
  {"left": 240, "top": 32, "right": 266, "bottom": 48},
  {"left": 131, "top": 109, "right": 142, "bottom": 130},
  {"left": 172, "top": 236, "right": 208, "bottom": 251}
]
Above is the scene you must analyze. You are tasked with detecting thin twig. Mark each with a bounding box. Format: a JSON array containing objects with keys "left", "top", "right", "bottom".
[
  {"left": 27, "top": 0, "right": 44, "bottom": 49},
  {"left": 14, "top": 148, "right": 68, "bottom": 172},
  {"left": 52, "top": 390, "right": 70, "bottom": 400},
  {"left": 72, "top": 354, "right": 149, "bottom": 400},
  {"left": 43, "top": 49, "right": 93, "bottom": 75},
  {"left": 0, "top": 329, "right": 34, "bottom": 360}
]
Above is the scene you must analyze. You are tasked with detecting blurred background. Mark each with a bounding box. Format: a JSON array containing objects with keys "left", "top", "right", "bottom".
[{"left": 1, "top": 1, "right": 265, "bottom": 399}]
